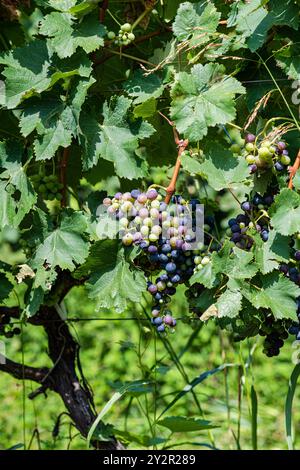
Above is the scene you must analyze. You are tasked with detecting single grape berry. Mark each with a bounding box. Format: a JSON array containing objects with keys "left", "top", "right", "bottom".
[
  {"left": 245, "top": 133, "right": 255, "bottom": 143},
  {"left": 241, "top": 201, "right": 251, "bottom": 212}
]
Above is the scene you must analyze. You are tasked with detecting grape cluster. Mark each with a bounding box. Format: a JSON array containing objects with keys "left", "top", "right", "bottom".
[
  {"left": 107, "top": 23, "right": 135, "bottom": 46},
  {"left": 30, "top": 174, "right": 63, "bottom": 201},
  {"left": 279, "top": 249, "right": 300, "bottom": 341},
  {"left": 259, "top": 317, "right": 290, "bottom": 357},
  {"left": 104, "top": 189, "right": 210, "bottom": 334},
  {"left": 0, "top": 313, "right": 20, "bottom": 339},
  {"left": 241, "top": 134, "right": 290, "bottom": 174},
  {"left": 228, "top": 192, "right": 274, "bottom": 248}
]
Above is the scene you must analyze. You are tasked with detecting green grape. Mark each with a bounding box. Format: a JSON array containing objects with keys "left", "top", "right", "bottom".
[
  {"left": 245, "top": 142, "right": 255, "bottom": 153},
  {"left": 121, "top": 23, "right": 131, "bottom": 32},
  {"left": 46, "top": 182, "right": 55, "bottom": 190},
  {"left": 47, "top": 193, "right": 55, "bottom": 201},
  {"left": 56, "top": 193, "right": 63, "bottom": 201},
  {"left": 128, "top": 32, "right": 135, "bottom": 41},
  {"left": 107, "top": 31, "right": 116, "bottom": 39},
  {"left": 230, "top": 143, "right": 241, "bottom": 154},
  {"left": 38, "top": 184, "right": 47, "bottom": 193}
]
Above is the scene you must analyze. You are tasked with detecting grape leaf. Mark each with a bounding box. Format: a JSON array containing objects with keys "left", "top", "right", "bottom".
[
  {"left": 32, "top": 211, "right": 90, "bottom": 271},
  {"left": 212, "top": 242, "right": 258, "bottom": 280},
  {"left": 0, "top": 40, "right": 52, "bottom": 109},
  {"left": 39, "top": 12, "right": 106, "bottom": 59},
  {"left": 124, "top": 70, "right": 164, "bottom": 104},
  {"left": 0, "top": 272, "right": 13, "bottom": 302},
  {"left": 82, "top": 240, "right": 147, "bottom": 313},
  {"left": 229, "top": 0, "right": 299, "bottom": 52},
  {"left": 253, "top": 231, "right": 290, "bottom": 274},
  {"left": 170, "top": 63, "right": 245, "bottom": 141},
  {"left": 173, "top": 1, "right": 220, "bottom": 46},
  {"left": 0, "top": 141, "right": 37, "bottom": 226},
  {"left": 181, "top": 153, "right": 203, "bottom": 175},
  {"left": 275, "top": 40, "right": 300, "bottom": 80},
  {"left": 98, "top": 96, "right": 155, "bottom": 179},
  {"left": 216, "top": 289, "right": 242, "bottom": 319},
  {"left": 238, "top": 273, "right": 300, "bottom": 321},
  {"left": 269, "top": 189, "right": 300, "bottom": 236},
  {"left": 190, "top": 263, "right": 217, "bottom": 289},
  {"left": 198, "top": 143, "right": 250, "bottom": 191}
]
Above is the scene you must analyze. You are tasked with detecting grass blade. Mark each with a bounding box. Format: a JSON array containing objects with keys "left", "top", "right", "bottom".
[
  {"left": 251, "top": 385, "right": 258, "bottom": 450},
  {"left": 285, "top": 363, "right": 300, "bottom": 450}
]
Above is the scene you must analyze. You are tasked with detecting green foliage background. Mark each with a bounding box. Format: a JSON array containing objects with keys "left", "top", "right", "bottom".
[{"left": 1, "top": 0, "right": 300, "bottom": 451}]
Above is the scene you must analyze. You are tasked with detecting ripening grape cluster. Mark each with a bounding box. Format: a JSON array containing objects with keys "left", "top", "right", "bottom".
[
  {"left": 279, "top": 244, "right": 300, "bottom": 341},
  {"left": 239, "top": 134, "right": 290, "bottom": 174},
  {"left": 0, "top": 313, "right": 20, "bottom": 339},
  {"left": 103, "top": 189, "right": 211, "bottom": 334},
  {"left": 107, "top": 23, "right": 135, "bottom": 46},
  {"left": 228, "top": 192, "right": 274, "bottom": 248},
  {"left": 30, "top": 174, "right": 63, "bottom": 201}
]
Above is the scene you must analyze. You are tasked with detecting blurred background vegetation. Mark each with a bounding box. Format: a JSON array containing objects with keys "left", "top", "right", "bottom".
[{"left": 1, "top": 282, "right": 299, "bottom": 450}]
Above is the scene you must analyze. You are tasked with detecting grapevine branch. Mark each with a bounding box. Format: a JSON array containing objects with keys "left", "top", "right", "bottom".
[
  {"left": 0, "top": 357, "right": 50, "bottom": 384},
  {"left": 288, "top": 149, "right": 300, "bottom": 189},
  {"left": 158, "top": 112, "right": 188, "bottom": 204},
  {"left": 99, "top": 0, "right": 109, "bottom": 22}
]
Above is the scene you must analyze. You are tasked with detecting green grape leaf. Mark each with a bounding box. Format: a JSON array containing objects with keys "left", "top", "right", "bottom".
[
  {"left": 0, "top": 141, "right": 37, "bottom": 226},
  {"left": 253, "top": 231, "right": 290, "bottom": 274},
  {"left": 170, "top": 63, "right": 245, "bottom": 141},
  {"left": 124, "top": 70, "right": 164, "bottom": 104},
  {"left": 238, "top": 273, "right": 300, "bottom": 321},
  {"left": 212, "top": 241, "right": 258, "bottom": 280},
  {"left": 190, "top": 263, "right": 217, "bottom": 289},
  {"left": 229, "top": 0, "right": 299, "bottom": 52},
  {"left": 198, "top": 143, "right": 250, "bottom": 191},
  {"left": 0, "top": 40, "right": 52, "bottom": 109},
  {"left": 173, "top": 1, "right": 220, "bottom": 46},
  {"left": 275, "top": 40, "right": 300, "bottom": 80},
  {"left": 39, "top": 12, "right": 106, "bottom": 59},
  {"left": 133, "top": 98, "right": 157, "bottom": 119},
  {"left": 82, "top": 240, "right": 147, "bottom": 313},
  {"left": 269, "top": 189, "right": 300, "bottom": 236},
  {"left": 180, "top": 153, "right": 203, "bottom": 175},
  {"left": 34, "top": 120, "right": 72, "bottom": 160},
  {"left": 32, "top": 211, "right": 89, "bottom": 271},
  {"left": 98, "top": 96, "right": 155, "bottom": 179},
  {"left": 0, "top": 272, "right": 14, "bottom": 302},
  {"left": 216, "top": 288, "right": 243, "bottom": 319}
]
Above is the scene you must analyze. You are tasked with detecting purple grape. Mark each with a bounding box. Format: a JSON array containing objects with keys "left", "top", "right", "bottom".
[
  {"left": 157, "top": 324, "right": 165, "bottom": 332},
  {"left": 148, "top": 245, "right": 158, "bottom": 254},
  {"left": 151, "top": 309, "right": 160, "bottom": 317},
  {"left": 166, "top": 262, "right": 177, "bottom": 273},
  {"left": 279, "top": 264, "right": 289, "bottom": 275},
  {"left": 228, "top": 218, "right": 237, "bottom": 227},
  {"left": 160, "top": 274, "right": 169, "bottom": 282},
  {"left": 131, "top": 189, "right": 140, "bottom": 199},
  {"left": 241, "top": 201, "right": 251, "bottom": 212},
  {"left": 164, "top": 315, "right": 174, "bottom": 326},
  {"left": 161, "top": 244, "right": 171, "bottom": 254},
  {"left": 231, "top": 233, "right": 242, "bottom": 243},
  {"left": 146, "top": 189, "right": 158, "bottom": 200},
  {"left": 245, "top": 133, "right": 255, "bottom": 143},
  {"left": 282, "top": 149, "right": 289, "bottom": 156},
  {"left": 153, "top": 317, "right": 163, "bottom": 326},
  {"left": 114, "top": 192, "right": 122, "bottom": 200},
  {"left": 277, "top": 141, "right": 286, "bottom": 151},
  {"left": 295, "top": 251, "right": 300, "bottom": 261},
  {"left": 275, "top": 162, "right": 284, "bottom": 171},
  {"left": 261, "top": 230, "right": 269, "bottom": 242},
  {"left": 263, "top": 195, "right": 274, "bottom": 206},
  {"left": 171, "top": 274, "right": 181, "bottom": 283},
  {"left": 148, "top": 284, "right": 158, "bottom": 294},
  {"left": 158, "top": 254, "right": 168, "bottom": 263},
  {"left": 231, "top": 224, "right": 241, "bottom": 233},
  {"left": 249, "top": 164, "right": 257, "bottom": 174}
]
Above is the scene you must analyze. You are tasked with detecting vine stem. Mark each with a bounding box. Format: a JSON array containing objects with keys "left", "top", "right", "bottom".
[
  {"left": 99, "top": 0, "right": 109, "bottom": 22},
  {"left": 158, "top": 111, "right": 188, "bottom": 204},
  {"left": 288, "top": 149, "right": 300, "bottom": 189}
]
